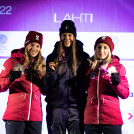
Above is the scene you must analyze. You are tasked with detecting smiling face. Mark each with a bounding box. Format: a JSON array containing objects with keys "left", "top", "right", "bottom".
[
  {"left": 27, "top": 42, "right": 41, "bottom": 57},
  {"left": 96, "top": 43, "right": 110, "bottom": 60},
  {"left": 61, "top": 33, "right": 74, "bottom": 47}
]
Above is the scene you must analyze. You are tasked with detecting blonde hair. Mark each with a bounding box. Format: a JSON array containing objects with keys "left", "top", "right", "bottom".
[
  {"left": 57, "top": 37, "right": 77, "bottom": 76},
  {"left": 23, "top": 45, "right": 46, "bottom": 79},
  {"left": 89, "top": 47, "right": 112, "bottom": 71}
]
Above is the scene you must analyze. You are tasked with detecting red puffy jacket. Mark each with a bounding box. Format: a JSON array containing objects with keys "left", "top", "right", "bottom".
[
  {"left": 84, "top": 55, "right": 129, "bottom": 125},
  {"left": 0, "top": 48, "right": 45, "bottom": 121}
]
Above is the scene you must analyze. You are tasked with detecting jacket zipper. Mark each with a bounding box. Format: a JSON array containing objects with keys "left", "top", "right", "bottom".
[
  {"left": 27, "top": 74, "right": 33, "bottom": 121},
  {"left": 97, "top": 69, "right": 100, "bottom": 124}
]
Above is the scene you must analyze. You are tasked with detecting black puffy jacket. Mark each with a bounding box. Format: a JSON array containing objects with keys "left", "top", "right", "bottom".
[{"left": 44, "top": 40, "right": 89, "bottom": 108}]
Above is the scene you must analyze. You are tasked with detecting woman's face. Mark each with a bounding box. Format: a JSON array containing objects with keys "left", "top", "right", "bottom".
[
  {"left": 27, "top": 42, "right": 40, "bottom": 57},
  {"left": 96, "top": 43, "right": 110, "bottom": 60},
  {"left": 61, "top": 33, "right": 74, "bottom": 47}
]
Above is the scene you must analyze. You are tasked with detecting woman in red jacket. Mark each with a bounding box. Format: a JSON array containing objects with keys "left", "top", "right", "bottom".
[
  {"left": 84, "top": 36, "right": 129, "bottom": 134},
  {"left": 0, "top": 31, "right": 46, "bottom": 134}
]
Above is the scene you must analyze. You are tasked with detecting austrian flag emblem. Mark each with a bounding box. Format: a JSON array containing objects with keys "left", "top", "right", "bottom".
[{"left": 35, "top": 35, "right": 39, "bottom": 41}]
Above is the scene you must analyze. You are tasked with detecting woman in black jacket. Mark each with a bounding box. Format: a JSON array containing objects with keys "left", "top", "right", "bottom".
[{"left": 44, "top": 20, "right": 89, "bottom": 134}]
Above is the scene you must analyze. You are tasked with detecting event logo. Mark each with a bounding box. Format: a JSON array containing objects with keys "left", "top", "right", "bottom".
[
  {"left": 54, "top": 13, "right": 93, "bottom": 23},
  {"left": 0, "top": 34, "right": 7, "bottom": 44},
  {"left": 129, "top": 92, "right": 133, "bottom": 97}
]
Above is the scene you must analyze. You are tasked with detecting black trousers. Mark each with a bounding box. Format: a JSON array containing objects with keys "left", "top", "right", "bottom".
[
  {"left": 46, "top": 104, "right": 53, "bottom": 134},
  {"left": 85, "top": 124, "right": 122, "bottom": 134},
  {"left": 5, "top": 120, "right": 42, "bottom": 134},
  {"left": 46, "top": 106, "right": 84, "bottom": 134}
]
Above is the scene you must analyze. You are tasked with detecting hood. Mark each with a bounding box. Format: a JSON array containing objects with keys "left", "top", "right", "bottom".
[
  {"left": 11, "top": 47, "right": 25, "bottom": 64},
  {"left": 112, "top": 55, "right": 120, "bottom": 63}
]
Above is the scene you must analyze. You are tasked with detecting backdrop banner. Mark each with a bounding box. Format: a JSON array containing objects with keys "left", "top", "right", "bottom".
[{"left": 0, "top": 0, "right": 134, "bottom": 32}]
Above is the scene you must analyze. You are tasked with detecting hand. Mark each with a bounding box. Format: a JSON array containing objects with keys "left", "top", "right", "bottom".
[
  {"left": 49, "top": 62, "right": 57, "bottom": 70},
  {"left": 9, "top": 70, "right": 21, "bottom": 82},
  {"left": 110, "top": 73, "right": 120, "bottom": 86}
]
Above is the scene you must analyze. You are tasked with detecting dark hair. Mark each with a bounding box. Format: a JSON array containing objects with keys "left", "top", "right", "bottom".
[{"left": 57, "top": 37, "right": 77, "bottom": 76}]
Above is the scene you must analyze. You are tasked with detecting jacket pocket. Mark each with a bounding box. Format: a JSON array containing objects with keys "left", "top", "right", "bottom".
[
  {"left": 100, "top": 95, "right": 121, "bottom": 114},
  {"left": 102, "top": 98, "right": 118, "bottom": 105},
  {"left": 9, "top": 93, "right": 26, "bottom": 101},
  {"left": 87, "top": 96, "right": 97, "bottom": 106},
  {"left": 6, "top": 93, "right": 27, "bottom": 115},
  {"left": 101, "top": 95, "right": 119, "bottom": 109}
]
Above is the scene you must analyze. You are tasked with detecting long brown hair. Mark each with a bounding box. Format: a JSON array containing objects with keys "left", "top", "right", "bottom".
[
  {"left": 89, "top": 48, "right": 112, "bottom": 71},
  {"left": 57, "top": 37, "right": 77, "bottom": 76},
  {"left": 23, "top": 45, "right": 46, "bottom": 79}
]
